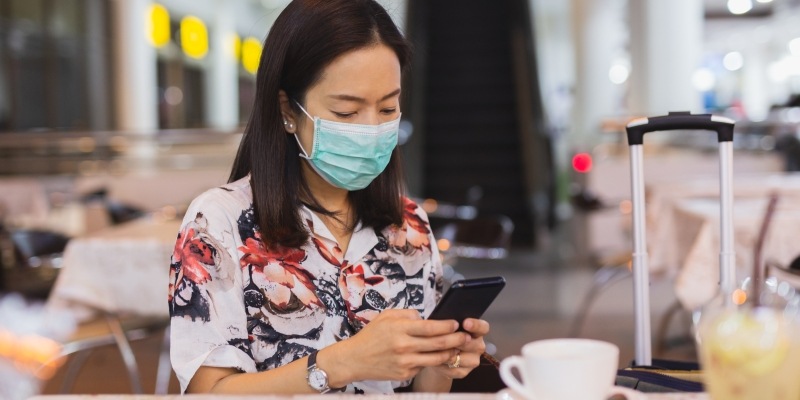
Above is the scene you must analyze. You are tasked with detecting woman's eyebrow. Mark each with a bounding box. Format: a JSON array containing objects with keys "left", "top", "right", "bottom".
[{"left": 328, "top": 88, "right": 401, "bottom": 103}]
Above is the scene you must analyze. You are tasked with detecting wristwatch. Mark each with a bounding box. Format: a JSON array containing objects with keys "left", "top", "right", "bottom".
[{"left": 306, "top": 350, "right": 344, "bottom": 393}]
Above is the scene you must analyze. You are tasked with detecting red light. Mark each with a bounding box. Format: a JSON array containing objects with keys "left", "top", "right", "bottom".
[{"left": 572, "top": 153, "right": 593, "bottom": 173}]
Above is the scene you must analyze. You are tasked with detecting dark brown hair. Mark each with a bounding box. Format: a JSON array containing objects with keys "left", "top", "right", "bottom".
[{"left": 229, "top": 0, "right": 411, "bottom": 249}]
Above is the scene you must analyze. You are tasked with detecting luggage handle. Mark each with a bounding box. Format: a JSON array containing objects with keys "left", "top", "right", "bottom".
[
  {"left": 624, "top": 111, "right": 736, "bottom": 367},
  {"left": 626, "top": 111, "right": 735, "bottom": 145}
]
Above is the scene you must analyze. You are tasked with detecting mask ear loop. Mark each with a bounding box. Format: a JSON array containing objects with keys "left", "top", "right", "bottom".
[{"left": 291, "top": 99, "right": 316, "bottom": 159}]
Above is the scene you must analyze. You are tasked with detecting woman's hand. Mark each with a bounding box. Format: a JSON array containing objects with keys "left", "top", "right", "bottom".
[
  {"left": 322, "top": 309, "right": 471, "bottom": 387},
  {"left": 426, "top": 318, "right": 490, "bottom": 379}
]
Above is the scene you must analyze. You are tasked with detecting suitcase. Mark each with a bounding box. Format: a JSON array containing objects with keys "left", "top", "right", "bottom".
[{"left": 619, "top": 112, "right": 736, "bottom": 391}]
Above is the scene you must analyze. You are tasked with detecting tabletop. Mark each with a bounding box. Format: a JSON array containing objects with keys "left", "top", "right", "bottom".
[
  {"left": 26, "top": 392, "right": 710, "bottom": 400},
  {"left": 46, "top": 216, "right": 181, "bottom": 322},
  {"left": 669, "top": 196, "right": 800, "bottom": 310},
  {"left": 646, "top": 172, "right": 800, "bottom": 276}
]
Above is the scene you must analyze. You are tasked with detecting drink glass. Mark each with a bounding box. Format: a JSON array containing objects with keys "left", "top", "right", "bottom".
[{"left": 696, "top": 277, "right": 800, "bottom": 400}]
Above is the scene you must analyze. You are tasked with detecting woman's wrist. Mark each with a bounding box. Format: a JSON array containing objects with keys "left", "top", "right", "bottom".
[
  {"left": 412, "top": 366, "right": 453, "bottom": 393},
  {"left": 316, "top": 341, "right": 356, "bottom": 389}
]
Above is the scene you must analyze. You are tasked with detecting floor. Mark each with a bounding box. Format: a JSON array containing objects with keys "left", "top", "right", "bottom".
[{"left": 38, "top": 231, "right": 699, "bottom": 395}]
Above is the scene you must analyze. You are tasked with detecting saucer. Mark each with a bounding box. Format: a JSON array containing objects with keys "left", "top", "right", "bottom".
[{"left": 496, "top": 388, "right": 528, "bottom": 400}]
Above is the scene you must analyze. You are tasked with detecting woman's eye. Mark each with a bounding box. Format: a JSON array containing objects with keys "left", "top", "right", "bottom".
[
  {"left": 332, "top": 111, "right": 355, "bottom": 119},
  {"left": 381, "top": 108, "right": 397, "bottom": 115}
]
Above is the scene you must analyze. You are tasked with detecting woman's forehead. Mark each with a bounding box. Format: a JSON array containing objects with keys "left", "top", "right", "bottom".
[{"left": 311, "top": 45, "right": 401, "bottom": 101}]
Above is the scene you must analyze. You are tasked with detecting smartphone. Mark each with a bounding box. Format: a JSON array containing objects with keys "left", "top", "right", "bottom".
[{"left": 427, "top": 276, "right": 506, "bottom": 330}]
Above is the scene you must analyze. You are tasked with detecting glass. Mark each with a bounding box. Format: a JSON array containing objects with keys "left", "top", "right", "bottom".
[{"left": 696, "top": 277, "right": 800, "bottom": 400}]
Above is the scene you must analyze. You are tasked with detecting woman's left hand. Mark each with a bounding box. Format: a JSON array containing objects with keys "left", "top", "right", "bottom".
[{"left": 431, "top": 318, "right": 490, "bottom": 379}]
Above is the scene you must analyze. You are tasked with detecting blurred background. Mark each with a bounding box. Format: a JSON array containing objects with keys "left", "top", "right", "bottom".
[{"left": 1, "top": 0, "right": 799, "bottom": 395}]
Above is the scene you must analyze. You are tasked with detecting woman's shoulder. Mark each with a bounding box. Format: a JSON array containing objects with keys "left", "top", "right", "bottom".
[
  {"left": 401, "top": 197, "right": 430, "bottom": 222},
  {"left": 184, "top": 176, "right": 253, "bottom": 222}
]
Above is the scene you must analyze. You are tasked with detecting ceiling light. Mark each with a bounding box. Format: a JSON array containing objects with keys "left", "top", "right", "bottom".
[
  {"left": 723, "top": 52, "right": 744, "bottom": 71},
  {"left": 727, "top": 0, "right": 753, "bottom": 14}
]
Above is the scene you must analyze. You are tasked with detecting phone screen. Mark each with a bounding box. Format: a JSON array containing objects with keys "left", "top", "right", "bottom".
[{"left": 427, "top": 276, "right": 505, "bottom": 329}]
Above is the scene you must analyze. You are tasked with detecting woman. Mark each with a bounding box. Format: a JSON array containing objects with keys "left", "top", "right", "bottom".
[{"left": 168, "top": 0, "right": 490, "bottom": 394}]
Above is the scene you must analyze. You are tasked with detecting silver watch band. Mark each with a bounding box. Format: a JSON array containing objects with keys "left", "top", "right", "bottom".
[{"left": 306, "top": 351, "right": 345, "bottom": 393}]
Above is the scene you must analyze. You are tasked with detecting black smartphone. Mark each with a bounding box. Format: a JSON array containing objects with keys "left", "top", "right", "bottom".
[{"left": 427, "top": 276, "right": 506, "bottom": 330}]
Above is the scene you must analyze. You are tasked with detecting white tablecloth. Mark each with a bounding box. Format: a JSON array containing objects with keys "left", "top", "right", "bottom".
[
  {"left": 46, "top": 217, "right": 182, "bottom": 322},
  {"left": 646, "top": 173, "right": 800, "bottom": 276}
]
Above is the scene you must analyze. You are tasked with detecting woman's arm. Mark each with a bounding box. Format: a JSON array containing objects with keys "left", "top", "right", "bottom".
[{"left": 187, "top": 309, "right": 469, "bottom": 394}]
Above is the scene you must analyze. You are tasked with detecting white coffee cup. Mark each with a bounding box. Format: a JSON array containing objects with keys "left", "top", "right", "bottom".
[{"left": 499, "top": 338, "right": 641, "bottom": 400}]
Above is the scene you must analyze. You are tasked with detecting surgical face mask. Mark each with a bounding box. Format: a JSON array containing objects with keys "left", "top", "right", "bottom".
[{"left": 292, "top": 100, "right": 400, "bottom": 191}]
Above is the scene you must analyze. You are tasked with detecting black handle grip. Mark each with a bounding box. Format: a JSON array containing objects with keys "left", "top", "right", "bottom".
[{"left": 626, "top": 111, "right": 735, "bottom": 145}]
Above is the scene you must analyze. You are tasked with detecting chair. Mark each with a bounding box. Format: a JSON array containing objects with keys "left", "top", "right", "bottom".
[
  {"left": 765, "top": 256, "right": 800, "bottom": 288},
  {"left": 435, "top": 215, "right": 514, "bottom": 287},
  {"left": 80, "top": 188, "right": 146, "bottom": 225},
  {"left": 436, "top": 215, "right": 514, "bottom": 262},
  {"left": 10, "top": 230, "right": 171, "bottom": 394},
  {"left": 44, "top": 314, "right": 170, "bottom": 394},
  {"left": 3, "top": 229, "right": 70, "bottom": 298}
]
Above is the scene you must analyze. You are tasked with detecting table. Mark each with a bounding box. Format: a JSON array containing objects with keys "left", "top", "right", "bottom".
[
  {"left": 671, "top": 196, "right": 800, "bottom": 310},
  {"left": 27, "top": 392, "right": 710, "bottom": 400},
  {"left": 646, "top": 172, "right": 800, "bottom": 276},
  {"left": 46, "top": 216, "right": 181, "bottom": 322}
]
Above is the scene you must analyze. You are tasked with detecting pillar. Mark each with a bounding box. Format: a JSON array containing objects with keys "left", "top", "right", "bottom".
[{"left": 628, "top": 0, "right": 704, "bottom": 116}]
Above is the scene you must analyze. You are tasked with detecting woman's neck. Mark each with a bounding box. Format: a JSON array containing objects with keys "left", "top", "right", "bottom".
[{"left": 301, "top": 163, "right": 351, "bottom": 215}]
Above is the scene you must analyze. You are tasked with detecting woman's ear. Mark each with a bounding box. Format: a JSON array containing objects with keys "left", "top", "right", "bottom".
[{"left": 278, "top": 90, "right": 297, "bottom": 133}]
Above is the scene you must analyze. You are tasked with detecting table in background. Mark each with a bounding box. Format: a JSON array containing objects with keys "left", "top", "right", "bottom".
[
  {"left": 47, "top": 216, "right": 181, "bottom": 321},
  {"left": 646, "top": 172, "right": 800, "bottom": 277},
  {"left": 670, "top": 196, "right": 800, "bottom": 310}
]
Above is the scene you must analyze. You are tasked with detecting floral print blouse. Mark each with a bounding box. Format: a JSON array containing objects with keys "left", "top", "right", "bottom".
[{"left": 168, "top": 176, "right": 443, "bottom": 394}]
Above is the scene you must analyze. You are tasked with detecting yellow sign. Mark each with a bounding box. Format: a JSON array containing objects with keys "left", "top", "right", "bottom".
[
  {"left": 147, "top": 4, "right": 170, "bottom": 48},
  {"left": 180, "top": 16, "right": 208, "bottom": 59},
  {"left": 242, "top": 37, "right": 262, "bottom": 75}
]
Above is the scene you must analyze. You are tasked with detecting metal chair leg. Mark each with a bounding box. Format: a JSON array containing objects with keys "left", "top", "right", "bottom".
[
  {"left": 105, "top": 313, "right": 144, "bottom": 394},
  {"left": 59, "top": 348, "right": 94, "bottom": 393},
  {"left": 569, "top": 264, "right": 631, "bottom": 337},
  {"left": 655, "top": 299, "right": 687, "bottom": 356},
  {"left": 154, "top": 325, "right": 171, "bottom": 394}
]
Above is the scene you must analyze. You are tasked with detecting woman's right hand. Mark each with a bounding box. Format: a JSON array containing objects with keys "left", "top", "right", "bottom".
[{"left": 321, "top": 308, "right": 471, "bottom": 387}]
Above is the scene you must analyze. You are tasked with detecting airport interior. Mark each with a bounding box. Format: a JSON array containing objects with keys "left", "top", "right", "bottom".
[{"left": 2, "top": 0, "right": 800, "bottom": 398}]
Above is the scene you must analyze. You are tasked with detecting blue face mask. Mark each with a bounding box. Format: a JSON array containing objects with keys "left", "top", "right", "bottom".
[{"left": 292, "top": 101, "right": 400, "bottom": 191}]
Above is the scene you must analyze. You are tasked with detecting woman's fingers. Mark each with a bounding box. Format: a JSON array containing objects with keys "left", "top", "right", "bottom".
[
  {"left": 409, "top": 331, "right": 471, "bottom": 353},
  {"left": 462, "top": 318, "right": 490, "bottom": 337},
  {"left": 405, "top": 318, "right": 459, "bottom": 337}
]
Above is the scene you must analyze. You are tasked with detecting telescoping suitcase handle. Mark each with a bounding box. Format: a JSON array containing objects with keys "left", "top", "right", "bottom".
[
  {"left": 625, "top": 111, "right": 735, "bottom": 367},
  {"left": 626, "top": 111, "right": 735, "bottom": 144}
]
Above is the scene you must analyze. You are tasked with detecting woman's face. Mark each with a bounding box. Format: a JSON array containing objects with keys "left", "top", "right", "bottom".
[{"left": 286, "top": 43, "right": 402, "bottom": 165}]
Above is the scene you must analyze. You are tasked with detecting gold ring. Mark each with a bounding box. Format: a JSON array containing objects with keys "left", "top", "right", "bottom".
[{"left": 448, "top": 353, "right": 461, "bottom": 369}]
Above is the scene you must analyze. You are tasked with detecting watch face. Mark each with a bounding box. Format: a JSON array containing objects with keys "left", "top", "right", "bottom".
[{"left": 308, "top": 369, "right": 328, "bottom": 391}]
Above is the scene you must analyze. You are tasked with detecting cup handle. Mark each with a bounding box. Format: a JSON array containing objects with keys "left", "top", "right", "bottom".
[
  {"left": 499, "top": 356, "right": 534, "bottom": 400},
  {"left": 607, "top": 385, "right": 643, "bottom": 400}
]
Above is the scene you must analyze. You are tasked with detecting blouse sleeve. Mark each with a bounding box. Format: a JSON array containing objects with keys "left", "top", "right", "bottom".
[
  {"left": 413, "top": 204, "right": 444, "bottom": 318},
  {"left": 168, "top": 190, "right": 255, "bottom": 393}
]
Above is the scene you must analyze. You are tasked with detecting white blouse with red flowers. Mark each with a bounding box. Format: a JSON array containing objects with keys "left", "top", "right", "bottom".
[{"left": 168, "top": 176, "right": 443, "bottom": 394}]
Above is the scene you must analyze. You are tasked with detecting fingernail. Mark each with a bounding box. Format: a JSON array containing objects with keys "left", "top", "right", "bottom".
[{"left": 465, "top": 334, "right": 472, "bottom": 342}]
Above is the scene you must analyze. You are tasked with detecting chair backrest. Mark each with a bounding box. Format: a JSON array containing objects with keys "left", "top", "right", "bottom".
[
  {"left": 437, "top": 215, "right": 515, "bottom": 260},
  {"left": 10, "top": 229, "right": 70, "bottom": 260}
]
